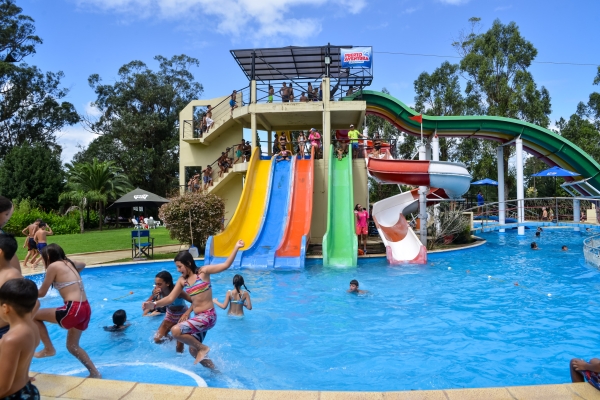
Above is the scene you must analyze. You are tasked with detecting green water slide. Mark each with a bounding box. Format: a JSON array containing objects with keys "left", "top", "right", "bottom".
[
  {"left": 346, "top": 91, "right": 600, "bottom": 195},
  {"left": 322, "top": 145, "right": 358, "bottom": 267}
]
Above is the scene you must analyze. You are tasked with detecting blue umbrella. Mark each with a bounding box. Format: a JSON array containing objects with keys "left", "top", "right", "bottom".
[
  {"left": 531, "top": 166, "right": 580, "bottom": 196},
  {"left": 471, "top": 178, "right": 498, "bottom": 202}
]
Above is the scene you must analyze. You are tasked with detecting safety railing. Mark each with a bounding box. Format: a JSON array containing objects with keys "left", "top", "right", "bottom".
[
  {"left": 182, "top": 86, "right": 250, "bottom": 140},
  {"left": 584, "top": 234, "right": 600, "bottom": 268},
  {"left": 255, "top": 80, "right": 324, "bottom": 104}
]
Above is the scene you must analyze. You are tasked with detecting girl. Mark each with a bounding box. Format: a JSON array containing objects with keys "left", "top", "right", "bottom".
[
  {"left": 149, "top": 271, "right": 190, "bottom": 353},
  {"left": 34, "top": 244, "right": 101, "bottom": 378},
  {"left": 354, "top": 204, "right": 369, "bottom": 253},
  {"left": 143, "top": 240, "right": 244, "bottom": 365},
  {"left": 297, "top": 132, "right": 306, "bottom": 158},
  {"left": 214, "top": 274, "right": 253, "bottom": 316}
]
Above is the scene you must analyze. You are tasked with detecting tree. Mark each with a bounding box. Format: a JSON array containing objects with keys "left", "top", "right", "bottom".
[
  {"left": 62, "top": 159, "right": 132, "bottom": 231},
  {"left": 159, "top": 191, "right": 224, "bottom": 249},
  {"left": 0, "top": 143, "right": 63, "bottom": 209},
  {"left": 76, "top": 55, "right": 204, "bottom": 196},
  {"left": 0, "top": 0, "right": 79, "bottom": 157}
]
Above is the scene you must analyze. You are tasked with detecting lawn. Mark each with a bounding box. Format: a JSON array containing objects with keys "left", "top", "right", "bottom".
[{"left": 16, "top": 227, "right": 181, "bottom": 260}]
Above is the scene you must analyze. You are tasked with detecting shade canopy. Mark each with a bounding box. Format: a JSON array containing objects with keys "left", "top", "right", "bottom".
[
  {"left": 471, "top": 178, "right": 499, "bottom": 186},
  {"left": 531, "top": 166, "right": 580, "bottom": 177},
  {"left": 109, "top": 188, "right": 170, "bottom": 208}
]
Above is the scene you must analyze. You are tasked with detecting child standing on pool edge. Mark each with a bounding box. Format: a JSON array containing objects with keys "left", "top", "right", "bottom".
[
  {"left": 0, "top": 278, "right": 41, "bottom": 399},
  {"left": 214, "top": 274, "right": 253, "bottom": 316}
]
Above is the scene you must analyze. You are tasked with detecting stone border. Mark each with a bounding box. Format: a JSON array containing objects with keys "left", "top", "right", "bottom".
[{"left": 30, "top": 373, "right": 600, "bottom": 400}]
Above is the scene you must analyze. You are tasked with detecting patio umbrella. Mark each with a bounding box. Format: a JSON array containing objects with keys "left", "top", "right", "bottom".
[
  {"left": 471, "top": 178, "right": 498, "bottom": 202},
  {"left": 531, "top": 166, "right": 580, "bottom": 196}
]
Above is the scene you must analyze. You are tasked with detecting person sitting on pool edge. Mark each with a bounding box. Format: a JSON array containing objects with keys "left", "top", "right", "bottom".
[
  {"left": 103, "top": 309, "right": 130, "bottom": 332},
  {"left": 347, "top": 279, "right": 367, "bottom": 294},
  {"left": 570, "top": 357, "right": 600, "bottom": 390},
  {"left": 531, "top": 242, "right": 539, "bottom": 250}
]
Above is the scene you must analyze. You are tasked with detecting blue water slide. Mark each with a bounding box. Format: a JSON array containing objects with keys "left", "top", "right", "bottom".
[{"left": 239, "top": 158, "right": 294, "bottom": 269}]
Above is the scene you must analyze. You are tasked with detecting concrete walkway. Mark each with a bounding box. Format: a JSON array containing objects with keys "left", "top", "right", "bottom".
[{"left": 22, "top": 244, "right": 184, "bottom": 276}]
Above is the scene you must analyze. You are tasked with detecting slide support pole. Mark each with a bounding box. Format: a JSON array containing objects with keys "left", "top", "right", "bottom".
[
  {"left": 419, "top": 144, "right": 428, "bottom": 246},
  {"left": 497, "top": 146, "right": 506, "bottom": 233},
  {"left": 573, "top": 199, "right": 581, "bottom": 231},
  {"left": 516, "top": 138, "right": 525, "bottom": 235}
]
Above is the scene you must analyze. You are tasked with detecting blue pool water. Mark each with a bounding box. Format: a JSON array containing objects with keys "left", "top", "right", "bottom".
[{"left": 30, "top": 228, "right": 600, "bottom": 391}]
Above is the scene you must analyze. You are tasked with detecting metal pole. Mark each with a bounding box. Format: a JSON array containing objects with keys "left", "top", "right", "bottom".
[
  {"left": 419, "top": 144, "right": 427, "bottom": 246},
  {"left": 516, "top": 138, "right": 525, "bottom": 235},
  {"left": 574, "top": 198, "right": 581, "bottom": 231},
  {"left": 497, "top": 146, "right": 505, "bottom": 233}
]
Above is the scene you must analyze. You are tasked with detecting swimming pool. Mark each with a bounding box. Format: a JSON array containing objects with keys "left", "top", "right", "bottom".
[{"left": 30, "top": 229, "right": 600, "bottom": 391}]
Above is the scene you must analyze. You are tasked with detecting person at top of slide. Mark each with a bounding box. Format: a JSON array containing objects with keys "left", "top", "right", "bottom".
[
  {"left": 143, "top": 240, "right": 245, "bottom": 366},
  {"left": 214, "top": 274, "right": 253, "bottom": 316},
  {"left": 34, "top": 244, "right": 101, "bottom": 378}
]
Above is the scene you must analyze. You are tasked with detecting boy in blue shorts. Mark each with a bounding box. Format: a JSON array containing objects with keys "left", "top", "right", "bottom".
[{"left": 571, "top": 358, "right": 600, "bottom": 390}]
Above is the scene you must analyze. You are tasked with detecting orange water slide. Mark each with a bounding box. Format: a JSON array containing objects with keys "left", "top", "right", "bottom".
[{"left": 274, "top": 148, "right": 315, "bottom": 269}]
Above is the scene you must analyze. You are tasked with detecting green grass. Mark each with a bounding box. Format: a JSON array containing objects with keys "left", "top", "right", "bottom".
[{"left": 17, "top": 227, "right": 181, "bottom": 260}]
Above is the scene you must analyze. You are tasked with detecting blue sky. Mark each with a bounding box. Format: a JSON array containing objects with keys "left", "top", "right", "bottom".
[{"left": 20, "top": 0, "right": 600, "bottom": 162}]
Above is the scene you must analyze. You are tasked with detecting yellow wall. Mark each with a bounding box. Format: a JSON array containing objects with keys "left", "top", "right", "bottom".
[
  {"left": 211, "top": 173, "right": 244, "bottom": 227},
  {"left": 310, "top": 160, "right": 327, "bottom": 243},
  {"left": 352, "top": 159, "right": 369, "bottom": 212}
]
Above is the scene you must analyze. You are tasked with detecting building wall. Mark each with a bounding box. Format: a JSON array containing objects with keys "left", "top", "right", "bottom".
[{"left": 212, "top": 173, "right": 244, "bottom": 227}]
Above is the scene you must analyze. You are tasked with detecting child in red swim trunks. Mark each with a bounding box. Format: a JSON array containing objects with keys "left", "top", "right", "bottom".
[
  {"left": 570, "top": 357, "right": 600, "bottom": 390},
  {"left": 34, "top": 244, "right": 101, "bottom": 378}
]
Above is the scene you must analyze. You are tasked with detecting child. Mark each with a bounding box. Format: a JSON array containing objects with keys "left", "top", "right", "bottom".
[
  {"left": 213, "top": 274, "right": 252, "bottom": 316},
  {"left": 297, "top": 132, "right": 306, "bottom": 158},
  {"left": 103, "top": 309, "right": 131, "bottom": 332},
  {"left": 230, "top": 90, "right": 238, "bottom": 117},
  {"left": 347, "top": 279, "right": 367, "bottom": 294},
  {"left": 235, "top": 141, "right": 244, "bottom": 164},
  {"left": 267, "top": 85, "right": 274, "bottom": 103},
  {"left": 531, "top": 242, "right": 539, "bottom": 250},
  {"left": 0, "top": 278, "right": 41, "bottom": 399},
  {"left": 149, "top": 271, "right": 189, "bottom": 353},
  {"left": 0, "top": 234, "right": 25, "bottom": 340},
  {"left": 29, "top": 222, "right": 53, "bottom": 266}
]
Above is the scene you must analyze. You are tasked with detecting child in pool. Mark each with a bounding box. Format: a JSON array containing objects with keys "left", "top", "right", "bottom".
[
  {"left": 103, "top": 309, "right": 131, "bottom": 332},
  {"left": 213, "top": 274, "right": 252, "bottom": 316},
  {"left": 151, "top": 271, "right": 191, "bottom": 353}
]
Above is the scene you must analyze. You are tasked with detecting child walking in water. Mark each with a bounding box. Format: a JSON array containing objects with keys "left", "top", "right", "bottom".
[
  {"left": 34, "top": 244, "right": 101, "bottom": 378},
  {"left": 214, "top": 274, "right": 253, "bottom": 316},
  {"left": 150, "top": 271, "right": 190, "bottom": 353},
  {"left": 143, "top": 240, "right": 245, "bottom": 366}
]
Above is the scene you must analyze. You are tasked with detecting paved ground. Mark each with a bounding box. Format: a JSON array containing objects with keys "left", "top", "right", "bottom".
[{"left": 21, "top": 244, "right": 184, "bottom": 276}]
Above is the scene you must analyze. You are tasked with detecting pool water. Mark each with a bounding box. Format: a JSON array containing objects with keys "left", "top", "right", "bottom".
[{"left": 30, "top": 228, "right": 600, "bottom": 391}]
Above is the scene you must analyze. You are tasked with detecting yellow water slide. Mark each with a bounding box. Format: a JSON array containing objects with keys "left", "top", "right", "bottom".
[{"left": 205, "top": 149, "right": 272, "bottom": 263}]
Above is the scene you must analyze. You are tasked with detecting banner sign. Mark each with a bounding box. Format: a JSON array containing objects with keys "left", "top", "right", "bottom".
[{"left": 341, "top": 47, "right": 372, "bottom": 68}]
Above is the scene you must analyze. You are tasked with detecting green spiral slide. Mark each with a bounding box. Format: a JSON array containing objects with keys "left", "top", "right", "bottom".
[
  {"left": 322, "top": 145, "right": 358, "bottom": 267},
  {"left": 346, "top": 90, "right": 600, "bottom": 195}
]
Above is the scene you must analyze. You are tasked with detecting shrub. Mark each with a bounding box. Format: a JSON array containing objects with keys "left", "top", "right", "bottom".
[
  {"left": 3, "top": 199, "right": 81, "bottom": 235},
  {"left": 159, "top": 191, "right": 225, "bottom": 249}
]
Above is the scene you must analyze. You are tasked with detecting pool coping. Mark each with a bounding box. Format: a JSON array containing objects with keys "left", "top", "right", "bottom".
[{"left": 30, "top": 372, "right": 600, "bottom": 399}]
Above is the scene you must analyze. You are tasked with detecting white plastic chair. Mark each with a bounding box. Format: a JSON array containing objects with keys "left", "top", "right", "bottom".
[{"left": 132, "top": 218, "right": 139, "bottom": 228}]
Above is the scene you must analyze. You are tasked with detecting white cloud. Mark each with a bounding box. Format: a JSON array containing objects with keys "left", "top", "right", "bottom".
[
  {"left": 56, "top": 125, "right": 98, "bottom": 162},
  {"left": 403, "top": 7, "right": 418, "bottom": 14},
  {"left": 437, "top": 0, "right": 470, "bottom": 4},
  {"left": 74, "top": 0, "right": 366, "bottom": 42},
  {"left": 494, "top": 5, "right": 512, "bottom": 11},
  {"left": 84, "top": 102, "right": 102, "bottom": 117}
]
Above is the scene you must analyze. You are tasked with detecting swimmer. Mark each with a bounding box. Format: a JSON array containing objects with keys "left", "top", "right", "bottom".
[
  {"left": 531, "top": 242, "right": 539, "bottom": 250},
  {"left": 562, "top": 245, "right": 568, "bottom": 251},
  {"left": 347, "top": 279, "right": 367, "bottom": 294},
  {"left": 103, "top": 310, "right": 131, "bottom": 332},
  {"left": 149, "top": 271, "right": 190, "bottom": 353},
  {"left": 535, "top": 231, "right": 541, "bottom": 237},
  {"left": 142, "top": 240, "right": 245, "bottom": 366},
  {"left": 536, "top": 227, "right": 543, "bottom": 232},
  {"left": 213, "top": 274, "right": 253, "bottom": 316}
]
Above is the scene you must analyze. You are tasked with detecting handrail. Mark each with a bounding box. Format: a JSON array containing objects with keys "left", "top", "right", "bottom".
[{"left": 584, "top": 234, "right": 600, "bottom": 268}]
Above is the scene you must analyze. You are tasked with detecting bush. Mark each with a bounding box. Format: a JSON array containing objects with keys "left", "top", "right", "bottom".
[
  {"left": 159, "top": 191, "right": 225, "bottom": 249},
  {"left": 3, "top": 199, "right": 81, "bottom": 235}
]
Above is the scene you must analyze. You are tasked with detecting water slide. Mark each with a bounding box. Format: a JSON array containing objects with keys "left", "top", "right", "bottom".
[
  {"left": 322, "top": 145, "right": 357, "bottom": 267},
  {"left": 239, "top": 157, "right": 293, "bottom": 269},
  {"left": 367, "top": 156, "right": 471, "bottom": 264},
  {"left": 204, "top": 149, "right": 271, "bottom": 265},
  {"left": 345, "top": 90, "right": 600, "bottom": 195},
  {"left": 274, "top": 148, "right": 315, "bottom": 269}
]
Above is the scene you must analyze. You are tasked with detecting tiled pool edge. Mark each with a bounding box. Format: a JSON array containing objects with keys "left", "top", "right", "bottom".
[{"left": 31, "top": 372, "right": 600, "bottom": 399}]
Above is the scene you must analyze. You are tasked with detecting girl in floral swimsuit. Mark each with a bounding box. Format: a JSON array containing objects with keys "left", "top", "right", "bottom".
[{"left": 143, "top": 240, "right": 245, "bottom": 366}]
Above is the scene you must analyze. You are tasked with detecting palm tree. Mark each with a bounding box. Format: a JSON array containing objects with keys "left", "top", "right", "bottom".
[{"left": 62, "top": 159, "right": 132, "bottom": 231}]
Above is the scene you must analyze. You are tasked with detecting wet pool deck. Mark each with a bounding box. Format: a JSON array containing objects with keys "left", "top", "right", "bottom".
[{"left": 32, "top": 372, "right": 600, "bottom": 400}]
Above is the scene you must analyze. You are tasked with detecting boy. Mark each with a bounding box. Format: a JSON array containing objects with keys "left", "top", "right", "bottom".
[
  {"left": 21, "top": 219, "right": 41, "bottom": 267},
  {"left": 0, "top": 278, "right": 40, "bottom": 399},
  {"left": 0, "top": 234, "right": 23, "bottom": 339},
  {"left": 103, "top": 310, "right": 131, "bottom": 332},
  {"left": 267, "top": 85, "right": 274, "bottom": 103},
  {"left": 30, "top": 222, "right": 53, "bottom": 266},
  {"left": 347, "top": 279, "right": 367, "bottom": 294}
]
